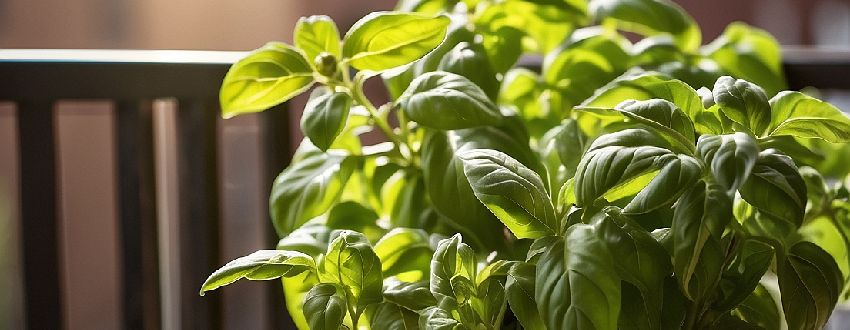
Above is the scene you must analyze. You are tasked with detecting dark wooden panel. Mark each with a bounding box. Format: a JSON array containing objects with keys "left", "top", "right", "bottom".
[
  {"left": 783, "top": 48, "right": 850, "bottom": 90},
  {"left": 17, "top": 101, "right": 63, "bottom": 330},
  {"left": 176, "top": 99, "right": 222, "bottom": 330},
  {"left": 260, "top": 105, "right": 297, "bottom": 330},
  {"left": 115, "top": 100, "right": 161, "bottom": 330}
]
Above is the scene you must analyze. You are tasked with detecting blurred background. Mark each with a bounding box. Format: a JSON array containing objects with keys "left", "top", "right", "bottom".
[{"left": 1, "top": 0, "right": 850, "bottom": 329}]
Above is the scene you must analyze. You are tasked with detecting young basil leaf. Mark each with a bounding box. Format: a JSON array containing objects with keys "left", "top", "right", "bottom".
[
  {"left": 430, "top": 234, "right": 477, "bottom": 309},
  {"left": 220, "top": 42, "right": 314, "bottom": 118},
  {"left": 543, "top": 29, "right": 630, "bottom": 108},
  {"left": 592, "top": 208, "right": 671, "bottom": 329},
  {"left": 738, "top": 150, "right": 807, "bottom": 228},
  {"left": 302, "top": 283, "right": 347, "bottom": 330},
  {"left": 582, "top": 71, "right": 714, "bottom": 133},
  {"left": 473, "top": 277, "right": 509, "bottom": 327},
  {"left": 589, "top": 0, "right": 701, "bottom": 52},
  {"left": 398, "top": 71, "right": 503, "bottom": 129},
  {"left": 671, "top": 179, "right": 732, "bottom": 301},
  {"left": 383, "top": 279, "right": 438, "bottom": 312},
  {"left": 779, "top": 241, "right": 843, "bottom": 330},
  {"left": 732, "top": 283, "right": 782, "bottom": 330},
  {"left": 342, "top": 12, "right": 450, "bottom": 72},
  {"left": 577, "top": 99, "right": 696, "bottom": 154},
  {"left": 319, "top": 230, "right": 384, "bottom": 311},
  {"left": 277, "top": 224, "right": 333, "bottom": 258},
  {"left": 575, "top": 128, "right": 701, "bottom": 214},
  {"left": 712, "top": 76, "right": 771, "bottom": 136},
  {"left": 199, "top": 250, "right": 315, "bottom": 295},
  {"left": 438, "top": 41, "right": 500, "bottom": 100},
  {"left": 506, "top": 262, "right": 545, "bottom": 330},
  {"left": 374, "top": 228, "right": 433, "bottom": 282},
  {"left": 696, "top": 133, "right": 759, "bottom": 195},
  {"left": 538, "top": 119, "right": 587, "bottom": 194},
  {"left": 767, "top": 91, "right": 850, "bottom": 143},
  {"left": 369, "top": 302, "right": 420, "bottom": 329},
  {"left": 535, "top": 226, "right": 620, "bottom": 330},
  {"left": 703, "top": 22, "right": 785, "bottom": 96},
  {"left": 419, "top": 306, "right": 462, "bottom": 329},
  {"left": 294, "top": 15, "right": 342, "bottom": 64},
  {"left": 459, "top": 149, "right": 557, "bottom": 239},
  {"left": 300, "top": 87, "right": 353, "bottom": 151},
  {"left": 269, "top": 147, "right": 355, "bottom": 236},
  {"left": 713, "top": 238, "right": 774, "bottom": 311}
]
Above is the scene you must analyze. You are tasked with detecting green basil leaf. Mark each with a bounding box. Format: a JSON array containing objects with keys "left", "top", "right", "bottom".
[
  {"left": 767, "top": 91, "right": 850, "bottom": 143},
  {"left": 500, "top": 68, "right": 542, "bottom": 120},
  {"left": 473, "top": 277, "right": 508, "bottom": 327},
  {"left": 398, "top": 71, "right": 503, "bottom": 129},
  {"left": 300, "top": 88, "right": 353, "bottom": 151},
  {"left": 419, "top": 306, "right": 462, "bottom": 329},
  {"left": 712, "top": 76, "right": 771, "bottom": 136},
  {"left": 430, "top": 234, "right": 477, "bottom": 309},
  {"left": 630, "top": 35, "right": 685, "bottom": 67},
  {"left": 383, "top": 279, "right": 438, "bottom": 312},
  {"left": 396, "top": 0, "right": 458, "bottom": 14},
  {"left": 294, "top": 15, "right": 342, "bottom": 63},
  {"left": 696, "top": 133, "right": 759, "bottom": 194},
  {"left": 459, "top": 149, "right": 558, "bottom": 239},
  {"left": 671, "top": 179, "right": 732, "bottom": 301},
  {"left": 438, "top": 41, "right": 500, "bottom": 100},
  {"left": 575, "top": 128, "right": 701, "bottom": 214},
  {"left": 732, "top": 283, "right": 782, "bottom": 330},
  {"left": 703, "top": 22, "right": 785, "bottom": 96},
  {"left": 779, "top": 241, "right": 843, "bottom": 330},
  {"left": 220, "top": 42, "right": 314, "bottom": 117},
  {"left": 593, "top": 208, "right": 671, "bottom": 329},
  {"left": 303, "top": 283, "right": 347, "bottom": 330},
  {"left": 481, "top": 26, "right": 524, "bottom": 74},
  {"left": 582, "top": 71, "right": 715, "bottom": 134},
  {"left": 538, "top": 119, "right": 587, "bottom": 193},
  {"left": 475, "top": 0, "right": 585, "bottom": 54},
  {"left": 342, "top": 12, "right": 450, "bottom": 72},
  {"left": 319, "top": 230, "right": 383, "bottom": 311},
  {"left": 589, "top": 0, "right": 701, "bottom": 51},
  {"left": 277, "top": 224, "right": 333, "bottom": 258},
  {"left": 506, "top": 262, "right": 545, "bottom": 330},
  {"left": 269, "top": 147, "right": 355, "bottom": 236},
  {"left": 369, "top": 302, "right": 420, "bottom": 329},
  {"left": 739, "top": 150, "right": 807, "bottom": 228},
  {"left": 543, "top": 29, "right": 630, "bottom": 108},
  {"left": 374, "top": 228, "right": 433, "bottom": 282},
  {"left": 325, "top": 201, "right": 385, "bottom": 243},
  {"left": 199, "top": 250, "right": 315, "bottom": 295},
  {"left": 713, "top": 238, "right": 774, "bottom": 311},
  {"left": 535, "top": 226, "right": 620, "bottom": 330}
]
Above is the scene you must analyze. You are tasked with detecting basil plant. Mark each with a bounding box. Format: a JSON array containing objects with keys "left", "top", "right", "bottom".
[{"left": 201, "top": 0, "right": 850, "bottom": 329}]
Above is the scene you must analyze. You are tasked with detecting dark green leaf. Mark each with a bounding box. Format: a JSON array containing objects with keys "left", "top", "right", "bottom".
[
  {"left": 768, "top": 91, "right": 850, "bottom": 143},
  {"left": 696, "top": 133, "right": 759, "bottom": 194},
  {"left": 398, "top": 72, "right": 503, "bottom": 129},
  {"left": 419, "top": 307, "right": 462, "bottom": 329},
  {"left": 712, "top": 76, "right": 771, "bottom": 136},
  {"left": 369, "top": 302, "right": 420, "bottom": 329},
  {"left": 714, "top": 238, "right": 774, "bottom": 311},
  {"left": 383, "top": 279, "right": 438, "bottom": 312},
  {"left": 300, "top": 88, "right": 352, "bottom": 151},
  {"left": 294, "top": 15, "right": 342, "bottom": 63},
  {"left": 319, "top": 231, "right": 383, "bottom": 311},
  {"left": 538, "top": 119, "right": 587, "bottom": 193},
  {"left": 459, "top": 149, "right": 557, "bottom": 239},
  {"left": 671, "top": 179, "right": 732, "bottom": 301},
  {"left": 779, "top": 241, "right": 843, "bottom": 330},
  {"left": 269, "top": 146, "right": 355, "bottom": 236},
  {"left": 343, "top": 12, "right": 450, "bottom": 72},
  {"left": 732, "top": 283, "right": 782, "bottom": 330},
  {"left": 506, "top": 262, "right": 544, "bottom": 330},
  {"left": 302, "top": 283, "right": 347, "bottom": 330},
  {"left": 536, "top": 226, "right": 620, "bottom": 330},
  {"left": 739, "top": 150, "right": 807, "bottom": 228},
  {"left": 220, "top": 42, "right": 314, "bottom": 117},
  {"left": 430, "top": 234, "right": 477, "bottom": 309},
  {"left": 438, "top": 41, "right": 500, "bottom": 100},
  {"left": 200, "top": 250, "right": 315, "bottom": 295}
]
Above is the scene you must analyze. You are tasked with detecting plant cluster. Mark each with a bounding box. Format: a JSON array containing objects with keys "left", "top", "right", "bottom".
[{"left": 200, "top": 0, "right": 850, "bottom": 329}]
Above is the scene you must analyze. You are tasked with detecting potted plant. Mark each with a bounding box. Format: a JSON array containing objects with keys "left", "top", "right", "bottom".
[{"left": 201, "top": 0, "right": 850, "bottom": 328}]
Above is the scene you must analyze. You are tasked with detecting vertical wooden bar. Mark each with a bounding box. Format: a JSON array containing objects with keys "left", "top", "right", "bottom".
[
  {"left": 16, "top": 100, "right": 63, "bottom": 330},
  {"left": 176, "top": 99, "right": 221, "bottom": 330},
  {"left": 115, "top": 100, "right": 161, "bottom": 330},
  {"left": 260, "top": 104, "right": 295, "bottom": 329}
]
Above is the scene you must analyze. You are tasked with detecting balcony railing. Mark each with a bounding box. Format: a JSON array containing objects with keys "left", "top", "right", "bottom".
[{"left": 0, "top": 48, "right": 849, "bottom": 330}]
